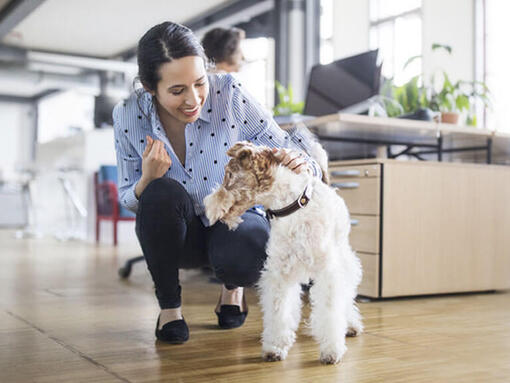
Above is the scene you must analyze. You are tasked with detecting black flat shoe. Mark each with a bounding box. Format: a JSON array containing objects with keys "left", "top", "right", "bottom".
[
  {"left": 155, "top": 315, "right": 189, "bottom": 344},
  {"left": 215, "top": 294, "right": 248, "bottom": 329}
]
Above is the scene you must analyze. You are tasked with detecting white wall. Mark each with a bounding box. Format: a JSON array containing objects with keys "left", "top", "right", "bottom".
[
  {"left": 422, "top": 0, "right": 475, "bottom": 83},
  {"left": 0, "top": 101, "right": 36, "bottom": 179},
  {"left": 332, "top": 0, "right": 370, "bottom": 59}
]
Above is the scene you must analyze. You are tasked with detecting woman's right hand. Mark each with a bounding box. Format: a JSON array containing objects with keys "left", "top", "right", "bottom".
[
  {"left": 142, "top": 136, "right": 172, "bottom": 180},
  {"left": 135, "top": 136, "right": 172, "bottom": 198}
]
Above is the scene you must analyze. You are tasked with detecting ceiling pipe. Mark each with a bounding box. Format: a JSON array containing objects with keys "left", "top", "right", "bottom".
[{"left": 0, "top": 45, "right": 137, "bottom": 74}]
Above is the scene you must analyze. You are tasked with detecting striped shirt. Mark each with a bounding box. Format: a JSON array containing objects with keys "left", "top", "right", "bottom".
[{"left": 113, "top": 73, "right": 321, "bottom": 226}]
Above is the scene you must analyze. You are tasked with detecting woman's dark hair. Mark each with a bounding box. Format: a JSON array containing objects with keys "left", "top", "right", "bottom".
[
  {"left": 201, "top": 27, "right": 245, "bottom": 65},
  {"left": 137, "top": 21, "right": 208, "bottom": 92}
]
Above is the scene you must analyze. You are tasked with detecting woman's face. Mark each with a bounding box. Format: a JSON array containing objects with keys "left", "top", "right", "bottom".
[
  {"left": 152, "top": 56, "right": 209, "bottom": 126},
  {"left": 217, "top": 47, "right": 244, "bottom": 73}
]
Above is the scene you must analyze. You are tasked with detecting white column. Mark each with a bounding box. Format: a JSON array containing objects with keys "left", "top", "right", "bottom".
[{"left": 288, "top": 0, "right": 306, "bottom": 102}]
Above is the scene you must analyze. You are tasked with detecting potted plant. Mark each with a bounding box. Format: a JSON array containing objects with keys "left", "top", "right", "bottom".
[
  {"left": 428, "top": 73, "right": 490, "bottom": 125},
  {"left": 273, "top": 81, "right": 304, "bottom": 116},
  {"left": 384, "top": 44, "right": 491, "bottom": 126}
]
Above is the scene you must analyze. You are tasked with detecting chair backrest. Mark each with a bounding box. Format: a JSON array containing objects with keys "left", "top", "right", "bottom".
[
  {"left": 96, "top": 165, "right": 135, "bottom": 218},
  {"left": 98, "top": 165, "right": 117, "bottom": 184}
]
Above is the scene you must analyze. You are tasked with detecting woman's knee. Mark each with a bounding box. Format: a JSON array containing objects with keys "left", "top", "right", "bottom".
[
  {"left": 213, "top": 257, "right": 265, "bottom": 287},
  {"left": 210, "top": 229, "right": 268, "bottom": 286},
  {"left": 139, "top": 178, "right": 188, "bottom": 207}
]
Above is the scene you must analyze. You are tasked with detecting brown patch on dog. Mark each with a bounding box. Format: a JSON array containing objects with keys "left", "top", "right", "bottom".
[{"left": 213, "top": 141, "right": 283, "bottom": 227}]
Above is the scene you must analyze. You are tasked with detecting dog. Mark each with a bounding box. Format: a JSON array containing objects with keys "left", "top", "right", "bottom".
[{"left": 204, "top": 140, "right": 363, "bottom": 364}]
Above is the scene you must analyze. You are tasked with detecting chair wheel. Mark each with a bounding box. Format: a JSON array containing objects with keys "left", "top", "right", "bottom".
[{"left": 118, "top": 265, "right": 131, "bottom": 279}]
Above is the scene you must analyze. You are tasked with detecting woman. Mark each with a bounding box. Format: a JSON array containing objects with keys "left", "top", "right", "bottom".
[
  {"left": 114, "top": 21, "right": 322, "bottom": 344},
  {"left": 201, "top": 27, "right": 245, "bottom": 73}
]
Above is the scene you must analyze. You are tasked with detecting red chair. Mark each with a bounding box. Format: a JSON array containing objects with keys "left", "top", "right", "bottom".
[{"left": 94, "top": 167, "right": 135, "bottom": 246}]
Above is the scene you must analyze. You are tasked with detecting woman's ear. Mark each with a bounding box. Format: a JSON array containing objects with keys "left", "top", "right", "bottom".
[{"left": 142, "top": 84, "right": 155, "bottom": 97}]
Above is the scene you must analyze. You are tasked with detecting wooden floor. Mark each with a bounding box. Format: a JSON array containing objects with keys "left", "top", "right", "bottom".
[{"left": 1, "top": 230, "right": 509, "bottom": 383}]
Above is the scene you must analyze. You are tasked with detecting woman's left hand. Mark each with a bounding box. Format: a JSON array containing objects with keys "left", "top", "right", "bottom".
[{"left": 272, "top": 148, "right": 312, "bottom": 174}]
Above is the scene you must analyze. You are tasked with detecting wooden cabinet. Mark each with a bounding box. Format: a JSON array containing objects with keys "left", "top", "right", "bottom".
[{"left": 329, "top": 159, "right": 510, "bottom": 298}]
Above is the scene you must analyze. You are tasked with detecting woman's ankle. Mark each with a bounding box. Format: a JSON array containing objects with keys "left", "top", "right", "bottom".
[
  {"left": 159, "top": 307, "right": 183, "bottom": 329},
  {"left": 220, "top": 285, "right": 244, "bottom": 306}
]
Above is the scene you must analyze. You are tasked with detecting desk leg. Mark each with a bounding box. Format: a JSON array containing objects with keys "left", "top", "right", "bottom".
[
  {"left": 487, "top": 137, "right": 492, "bottom": 164},
  {"left": 437, "top": 136, "right": 443, "bottom": 161}
]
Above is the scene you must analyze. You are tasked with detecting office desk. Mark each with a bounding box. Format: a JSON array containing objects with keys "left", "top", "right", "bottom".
[
  {"left": 305, "top": 113, "right": 510, "bottom": 164},
  {"left": 329, "top": 158, "right": 510, "bottom": 298}
]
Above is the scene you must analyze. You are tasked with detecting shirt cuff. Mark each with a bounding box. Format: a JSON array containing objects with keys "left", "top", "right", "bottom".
[
  {"left": 120, "top": 182, "right": 139, "bottom": 214},
  {"left": 304, "top": 156, "right": 323, "bottom": 179}
]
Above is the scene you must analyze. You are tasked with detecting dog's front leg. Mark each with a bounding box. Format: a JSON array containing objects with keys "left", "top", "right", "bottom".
[
  {"left": 258, "top": 268, "right": 301, "bottom": 362},
  {"left": 309, "top": 266, "right": 348, "bottom": 364}
]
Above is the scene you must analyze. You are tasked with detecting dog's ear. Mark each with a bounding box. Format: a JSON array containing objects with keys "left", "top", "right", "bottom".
[{"left": 227, "top": 142, "right": 253, "bottom": 168}]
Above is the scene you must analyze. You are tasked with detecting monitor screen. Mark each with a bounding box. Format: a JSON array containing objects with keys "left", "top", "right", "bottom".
[
  {"left": 304, "top": 50, "right": 381, "bottom": 116},
  {"left": 94, "top": 95, "right": 121, "bottom": 128}
]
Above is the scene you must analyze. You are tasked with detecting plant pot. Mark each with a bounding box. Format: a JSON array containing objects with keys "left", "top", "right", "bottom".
[{"left": 441, "top": 112, "right": 459, "bottom": 124}]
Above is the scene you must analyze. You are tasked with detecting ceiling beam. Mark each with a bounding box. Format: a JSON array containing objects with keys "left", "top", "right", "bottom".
[
  {"left": 117, "top": 0, "right": 274, "bottom": 61},
  {"left": 0, "top": 0, "right": 46, "bottom": 40}
]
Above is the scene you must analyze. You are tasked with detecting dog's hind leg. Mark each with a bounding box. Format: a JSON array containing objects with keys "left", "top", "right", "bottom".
[
  {"left": 343, "top": 244, "right": 364, "bottom": 337},
  {"left": 309, "top": 266, "right": 348, "bottom": 364},
  {"left": 258, "top": 269, "right": 302, "bottom": 362},
  {"left": 346, "top": 301, "right": 363, "bottom": 337}
]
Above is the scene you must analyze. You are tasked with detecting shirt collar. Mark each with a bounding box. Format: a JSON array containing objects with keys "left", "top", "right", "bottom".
[{"left": 198, "top": 93, "right": 211, "bottom": 123}]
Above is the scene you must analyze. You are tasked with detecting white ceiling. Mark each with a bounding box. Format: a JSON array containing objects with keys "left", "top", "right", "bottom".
[{"left": 1, "top": 0, "right": 232, "bottom": 58}]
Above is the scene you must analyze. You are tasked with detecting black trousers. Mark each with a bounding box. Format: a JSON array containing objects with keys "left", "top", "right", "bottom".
[{"left": 135, "top": 178, "right": 270, "bottom": 309}]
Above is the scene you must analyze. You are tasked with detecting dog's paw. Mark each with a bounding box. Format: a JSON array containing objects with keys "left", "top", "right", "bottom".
[
  {"left": 346, "top": 322, "right": 364, "bottom": 337},
  {"left": 262, "top": 351, "right": 283, "bottom": 362},
  {"left": 261, "top": 346, "right": 288, "bottom": 362},
  {"left": 320, "top": 352, "right": 341, "bottom": 365},
  {"left": 319, "top": 344, "right": 346, "bottom": 365},
  {"left": 346, "top": 326, "right": 362, "bottom": 337}
]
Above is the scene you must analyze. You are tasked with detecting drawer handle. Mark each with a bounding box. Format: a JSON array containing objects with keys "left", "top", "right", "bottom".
[
  {"left": 331, "top": 170, "right": 361, "bottom": 177},
  {"left": 350, "top": 218, "right": 359, "bottom": 226},
  {"left": 332, "top": 182, "right": 360, "bottom": 189}
]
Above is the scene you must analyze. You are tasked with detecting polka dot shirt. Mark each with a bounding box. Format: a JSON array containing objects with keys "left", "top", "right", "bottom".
[{"left": 113, "top": 73, "right": 321, "bottom": 226}]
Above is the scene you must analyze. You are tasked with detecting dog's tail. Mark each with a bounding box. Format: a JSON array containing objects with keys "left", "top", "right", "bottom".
[{"left": 292, "top": 123, "right": 330, "bottom": 185}]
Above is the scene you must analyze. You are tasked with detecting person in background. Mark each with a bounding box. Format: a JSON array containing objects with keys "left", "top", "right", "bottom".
[
  {"left": 201, "top": 27, "right": 245, "bottom": 73},
  {"left": 113, "top": 21, "right": 322, "bottom": 344}
]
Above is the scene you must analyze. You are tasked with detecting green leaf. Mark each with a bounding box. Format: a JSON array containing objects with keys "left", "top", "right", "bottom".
[
  {"left": 432, "top": 43, "right": 452, "bottom": 54},
  {"left": 403, "top": 55, "right": 422, "bottom": 70},
  {"left": 455, "top": 95, "right": 470, "bottom": 111}
]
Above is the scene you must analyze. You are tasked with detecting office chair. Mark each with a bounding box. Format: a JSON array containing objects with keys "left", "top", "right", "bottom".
[{"left": 94, "top": 165, "right": 144, "bottom": 278}]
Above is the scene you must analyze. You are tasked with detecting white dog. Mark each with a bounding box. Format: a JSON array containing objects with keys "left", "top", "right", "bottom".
[{"left": 204, "top": 140, "right": 363, "bottom": 364}]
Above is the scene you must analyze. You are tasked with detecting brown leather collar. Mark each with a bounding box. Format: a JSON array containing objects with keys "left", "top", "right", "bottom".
[{"left": 266, "top": 183, "right": 313, "bottom": 220}]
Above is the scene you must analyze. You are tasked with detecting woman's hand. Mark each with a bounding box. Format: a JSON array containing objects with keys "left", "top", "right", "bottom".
[
  {"left": 272, "top": 148, "right": 311, "bottom": 174},
  {"left": 135, "top": 136, "right": 172, "bottom": 198}
]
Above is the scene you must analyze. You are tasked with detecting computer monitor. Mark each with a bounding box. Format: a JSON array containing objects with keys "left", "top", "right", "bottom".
[
  {"left": 94, "top": 95, "right": 121, "bottom": 128},
  {"left": 303, "top": 50, "right": 381, "bottom": 116}
]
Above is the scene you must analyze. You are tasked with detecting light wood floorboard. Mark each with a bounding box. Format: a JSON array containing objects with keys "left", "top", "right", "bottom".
[{"left": 1, "top": 230, "right": 509, "bottom": 382}]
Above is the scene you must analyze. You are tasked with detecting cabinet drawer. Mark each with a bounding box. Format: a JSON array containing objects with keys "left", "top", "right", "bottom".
[
  {"left": 332, "top": 178, "right": 380, "bottom": 215},
  {"left": 350, "top": 215, "right": 380, "bottom": 254},
  {"left": 329, "top": 164, "right": 380, "bottom": 178},
  {"left": 357, "top": 252, "right": 380, "bottom": 298}
]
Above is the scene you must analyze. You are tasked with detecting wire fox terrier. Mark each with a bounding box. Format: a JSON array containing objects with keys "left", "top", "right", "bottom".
[{"left": 204, "top": 140, "right": 363, "bottom": 364}]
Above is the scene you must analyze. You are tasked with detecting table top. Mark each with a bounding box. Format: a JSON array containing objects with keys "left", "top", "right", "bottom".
[{"left": 302, "top": 113, "right": 510, "bottom": 164}]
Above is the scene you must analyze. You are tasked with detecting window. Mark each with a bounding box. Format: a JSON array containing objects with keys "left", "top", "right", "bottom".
[
  {"left": 483, "top": 0, "right": 510, "bottom": 132},
  {"left": 236, "top": 37, "right": 275, "bottom": 109},
  {"left": 369, "top": 0, "right": 422, "bottom": 85}
]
